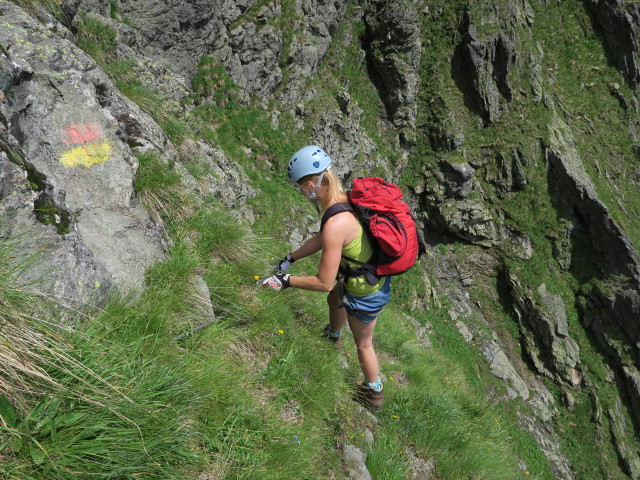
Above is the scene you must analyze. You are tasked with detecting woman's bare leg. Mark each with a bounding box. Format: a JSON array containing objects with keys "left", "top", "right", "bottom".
[
  {"left": 347, "top": 314, "right": 379, "bottom": 383},
  {"left": 327, "top": 281, "right": 347, "bottom": 333}
]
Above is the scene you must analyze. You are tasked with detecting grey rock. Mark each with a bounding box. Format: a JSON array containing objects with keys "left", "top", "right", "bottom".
[
  {"left": 189, "top": 275, "right": 216, "bottom": 323},
  {"left": 0, "top": 2, "right": 166, "bottom": 304},
  {"left": 0, "top": 151, "right": 113, "bottom": 308},
  {"left": 311, "top": 109, "right": 383, "bottom": 181},
  {"left": 547, "top": 114, "right": 640, "bottom": 280},
  {"left": 584, "top": 0, "right": 640, "bottom": 86},
  {"left": 622, "top": 366, "right": 640, "bottom": 427},
  {"left": 404, "top": 446, "right": 437, "bottom": 480},
  {"left": 528, "top": 392, "right": 555, "bottom": 423},
  {"left": 561, "top": 390, "right": 575, "bottom": 412},
  {"left": 422, "top": 96, "right": 464, "bottom": 152},
  {"left": 518, "top": 413, "right": 576, "bottom": 480},
  {"left": 177, "top": 139, "right": 257, "bottom": 209},
  {"left": 343, "top": 444, "right": 372, "bottom": 480},
  {"left": 71, "top": 13, "right": 192, "bottom": 107},
  {"left": 549, "top": 219, "right": 573, "bottom": 271},
  {"left": 453, "top": 12, "right": 516, "bottom": 126},
  {"left": 277, "top": 0, "right": 349, "bottom": 106},
  {"left": 488, "top": 149, "right": 529, "bottom": 196},
  {"left": 77, "top": 0, "right": 289, "bottom": 99},
  {"left": 481, "top": 340, "right": 530, "bottom": 400},
  {"left": 455, "top": 321, "right": 474, "bottom": 343},
  {"left": 506, "top": 274, "right": 581, "bottom": 385},
  {"left": 363, "top": 0, "right": 421, "bottom": 141},
  {"left": 74, "top": 0, "right": 111, "bottom": 17},
  {"left": 548, "top": 112, "right": 640, "bottom": 415},
  {"left": 435, "top": 197, "right": 500, "bottom": 247},
  {"left": 440, "top": 160, "right": 475, "bottom": 199},
  {"left": 225, "top": 22, "right": 283, "bottom": 97},
  {"left": 538, "top": 284, "right": 569, "bottom": 337},
  {"left": 336, "top": 91, "right": 351, "bottom": 115},
  {"left": 405, "top": 314, "right": 432, "bottom": 348},
  {"left": 289, "top": 0, "right": 347, "bottom": 76},
  {"left": 101, "top": 0, "right": 231, "bottom": 80},
  {"left": 608, "top": 398, "right": 640, "bottom": 479}
]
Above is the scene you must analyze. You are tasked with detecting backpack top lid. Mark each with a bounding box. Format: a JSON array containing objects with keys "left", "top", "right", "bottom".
[{"left": 349, "top": 177, "right": 409, "bottom": 215}]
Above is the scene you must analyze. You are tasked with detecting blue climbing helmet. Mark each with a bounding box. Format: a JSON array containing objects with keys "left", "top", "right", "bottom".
[{"left": 286, "top": 145, "right": 332, "bottom": 185}]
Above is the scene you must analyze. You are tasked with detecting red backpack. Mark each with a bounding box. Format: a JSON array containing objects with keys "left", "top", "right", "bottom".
[{"left": 321, "top": 177, "right": 426, "bottom": 285}]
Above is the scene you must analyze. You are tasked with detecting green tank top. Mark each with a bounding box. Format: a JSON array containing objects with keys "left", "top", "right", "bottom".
[{"left": 342, "top": 222, "right": 384, "bottom": 297}]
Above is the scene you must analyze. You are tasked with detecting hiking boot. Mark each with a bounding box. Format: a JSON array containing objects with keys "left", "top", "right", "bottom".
[
  {"left": 354, "top": 382, "right": 384, "bottom": 412},
  {"left": 322, "top": 324, "right": 343, "bottom": 350}
]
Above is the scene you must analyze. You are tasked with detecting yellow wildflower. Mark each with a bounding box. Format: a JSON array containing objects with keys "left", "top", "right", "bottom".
[
  {"left": 254, "top": 275, "right": 260, "bottom": 280},
  {"left": 278, "top": 329, "right": 284, "bottom": 334},
  {"left": 391, "top": 415, "right": 399, "bottom": 419}
]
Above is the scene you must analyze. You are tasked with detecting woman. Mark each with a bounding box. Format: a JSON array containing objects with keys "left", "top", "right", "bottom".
[{"left": 262, "top": 145, "right": 391, "bottom": 411}]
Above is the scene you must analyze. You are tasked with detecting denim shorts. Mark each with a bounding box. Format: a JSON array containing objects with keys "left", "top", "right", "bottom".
[{"left": 343, "top": 277, "right": 391, "bottom": 323}]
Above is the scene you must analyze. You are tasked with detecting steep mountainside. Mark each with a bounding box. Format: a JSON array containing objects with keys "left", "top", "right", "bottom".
[{"left": 1, "top": 0, "right": 639, "bottom": 479}]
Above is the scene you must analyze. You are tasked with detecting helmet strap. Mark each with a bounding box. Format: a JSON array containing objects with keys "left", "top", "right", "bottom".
[{"left": 308, "top": 170, "right": 326, "bottom": 215}]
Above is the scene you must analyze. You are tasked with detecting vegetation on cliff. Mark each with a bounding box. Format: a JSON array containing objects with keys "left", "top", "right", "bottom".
[{"left": 1, "top": 0, "right": 639, "bottom": 479}]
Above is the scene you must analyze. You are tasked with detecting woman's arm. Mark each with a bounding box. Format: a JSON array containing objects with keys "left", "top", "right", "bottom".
[
  {"left": 290, "top": 233, "right": 323, "bottom": 261},
  {"left": 288, "top": 215, "right": 351, "bottom": 292}
]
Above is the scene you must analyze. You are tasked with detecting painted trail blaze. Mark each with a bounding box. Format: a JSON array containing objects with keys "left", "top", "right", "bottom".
[{"left": 59, "top": 123, "right": 111, "bottom": 168}]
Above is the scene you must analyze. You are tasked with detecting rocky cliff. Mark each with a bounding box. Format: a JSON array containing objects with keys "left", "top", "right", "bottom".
[{"left": 1, "top": 0, "right": 639, "bottom": 479}]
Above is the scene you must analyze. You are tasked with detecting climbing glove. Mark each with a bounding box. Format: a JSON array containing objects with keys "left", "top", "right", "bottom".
[
  {"left": 262, "top": 273, "right": 291, "bottom": 291},
  {"left": 272, "top": 253, "right": 295, "bottom": 273}
]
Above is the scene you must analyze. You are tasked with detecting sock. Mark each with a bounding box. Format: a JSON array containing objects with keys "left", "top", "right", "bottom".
[
  {"left": 364, "top": 378, "right": 383, "bottom": 392},
  {"left": 324, "top": 325, "right": 341, "bottom": 338}
]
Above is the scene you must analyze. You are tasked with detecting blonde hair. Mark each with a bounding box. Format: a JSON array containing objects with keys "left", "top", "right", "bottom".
[{"left": 300, "top": 169, "right": 348, "bottom": 209}]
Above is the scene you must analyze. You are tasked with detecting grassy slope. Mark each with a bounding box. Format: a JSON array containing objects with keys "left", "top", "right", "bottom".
[{"left": 2, "top": 0, "right": 639, "bottom": 479}]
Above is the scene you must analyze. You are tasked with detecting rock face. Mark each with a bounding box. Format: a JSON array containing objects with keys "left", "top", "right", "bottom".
[
  {"left": 481, "top": 340, "right": 530, "bottom": 400},
  {"left": 608, "top": 398, "right": 640, "bottom": 480},
  {"left": 506, "top": 274, "right": 581, "bottom": 386},
  {"left": 518, "top": 413, "right": 576, "bottom": 480},
  {"left": 548, "top": 115, "right": 640, "bottom": 280},
  {"left": 0, "top": 1, "right": 166, "bottom": 303},
  {"left": 453, "top": 12, "right": 516, "bottom": 126},
  {"left": 547, "top": 113, "right": 640, "bottom": 424},
  {"left": 177, "top": 139, "right": 257, "bottom": 210},
  {"left": 584, "top": 0, "right": 640, "bottom": 86},
  {"left": 311, "top": 108, "right": 382, "bottom": 180},
  {"left": 434, "top": 197, "right": 500, "bottom": 247},
  {"left": 363, "top": 0, "right": 422, "bottom": 143},
  {"left": 79, "top": 0, "right": 348, "bottom": 100}
]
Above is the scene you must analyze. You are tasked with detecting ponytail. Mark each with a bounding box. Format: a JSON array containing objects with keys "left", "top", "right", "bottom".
[{"left": 321, "top": 170, "right": 348, "bottom": 207}]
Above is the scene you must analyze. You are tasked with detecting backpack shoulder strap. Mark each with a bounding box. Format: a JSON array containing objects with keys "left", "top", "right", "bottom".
[{"left": 320, "top": 202, "right": 354, "bottom": 232}]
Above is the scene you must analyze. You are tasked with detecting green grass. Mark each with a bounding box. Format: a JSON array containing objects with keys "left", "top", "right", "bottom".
[
  {"left": 1, "top": 147, "right": 542, "bottom": 479},
  {"left": 10, "top": 0, "right": 640, "bottom": 478}
]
